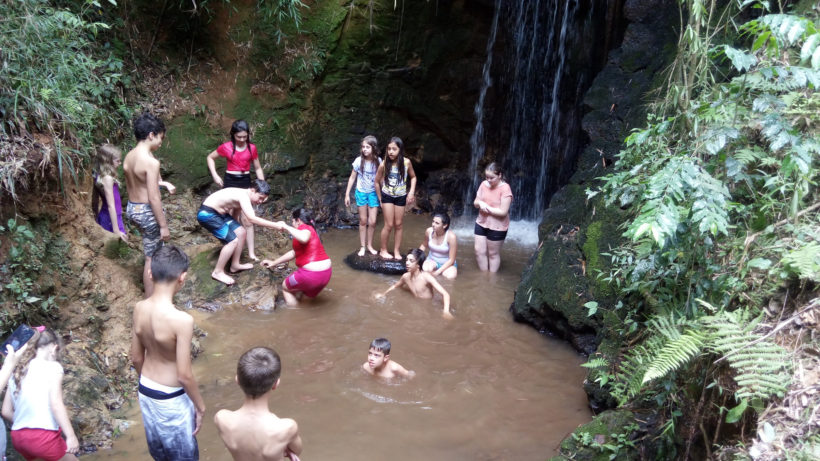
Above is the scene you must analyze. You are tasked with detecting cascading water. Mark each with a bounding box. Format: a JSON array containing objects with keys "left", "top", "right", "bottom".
[{"left": 464, "top": 0, "right": 606, "bottom": 222}]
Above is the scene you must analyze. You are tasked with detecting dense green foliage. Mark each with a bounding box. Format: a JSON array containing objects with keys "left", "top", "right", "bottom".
[
  {"left": 0, "top": 0, "right": 131, "bottom": 198},
  {"left": 584, "top": 0, "right": 819, "bottom": 456}
]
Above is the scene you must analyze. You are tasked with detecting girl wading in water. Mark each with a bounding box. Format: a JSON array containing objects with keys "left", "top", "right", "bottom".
[
  {"left": 419, "top": 212, "right": 458, "bottom": 279},
  {"left": 473, "top": 162, "right": 513, "bottom": 272},
  {"left": 262, "top": 208, "right": 332, "bottom": 306},
  {"left": 206, "top": 119, "right": 266, "bottom": 261}
]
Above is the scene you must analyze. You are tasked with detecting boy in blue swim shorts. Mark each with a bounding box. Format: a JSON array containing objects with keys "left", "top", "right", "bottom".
[{"left": 197, "top": 180, "right": 282, "bottom": 286}]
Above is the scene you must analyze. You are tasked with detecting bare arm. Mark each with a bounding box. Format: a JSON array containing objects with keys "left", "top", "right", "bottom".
[
  {"left": 426, "top": 273, "right": 452, "bottom": 318},
  {"left": 261, "top": 249, "right": 296, "bottom": 268},
  {"left": 175, "top": 315, "right": 206, "bottom": 435},
  {"left": 102, "top": 176, "right": 127, "bottom": 241},
  {"left": 158, "top": 175, "right": 176, "bottom": 195},
  {"left": 419, "top": 228, "right": 430, "bottom": 252},
  {"left": 235, "top": 196, "right": 281, "bottom": 229},
  {"left": 406, "top": 160, "right": 417, "bottom": 205},
  {"left": 374, "top": 164, "right": 385, "bottom": 204},
  {"left": 377, "top": 275, "right": 406, "bottom": 298},
  {"left": 206, "top": 150, "right": 224, "bottom": 187},
  {"left": 130, "top": 320, "right": 145, "bottom": 376},
  {"left": 392, "top": 362, "right": 416, "bottom": 379},
  {"left": 49, "top": 372, "right": 79, "bottom": 453},
  {"left": 145, "top": 161, "right": 169, "bottom": 240},
  {"left": 344, "top": 169, "right": 357, "bottom": 208},
  {"left": 286, "top": 420, "right": 303, "bottom": 456},
  {"left": 1, "top": 385, "right": 13, "bottom": 422},
  {"left": 253, "top": 157, "right": 265, "bottom": 181},
  {"left": 279, "top": 222, "right": 311, "bottom": 244},
  {"left": 485, "top": 193, "right": 512, "bottom": 218},
  {"left": 473, "top": 182, "right": 484, "bottom": 208}
]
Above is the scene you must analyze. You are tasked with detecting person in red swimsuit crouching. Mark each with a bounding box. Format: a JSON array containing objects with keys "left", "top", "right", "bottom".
[{"left": 262, "top": 208, "right": 332, "bottom": 306}]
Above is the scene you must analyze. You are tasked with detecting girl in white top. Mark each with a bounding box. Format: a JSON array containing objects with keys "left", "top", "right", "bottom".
[
  {"left": 2, "top": 327, "right": 79, "bottom": 461},
  {"left": 419, "top": 212, "right": 458, "bottom": 279},
  {"left": 344, "top": 135, "right": 382, "bottom": 256}
]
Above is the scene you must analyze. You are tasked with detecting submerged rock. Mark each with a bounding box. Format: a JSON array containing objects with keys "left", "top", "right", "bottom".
[{"left": 343, "top": 252, "right": 407, "bottom": 275}]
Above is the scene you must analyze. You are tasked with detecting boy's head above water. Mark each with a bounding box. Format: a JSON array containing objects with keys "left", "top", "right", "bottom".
[
  {"left": 237, "top": 346, "right": 281, "bottom": 399},
  {"left": 368, "top": 338, "right": 391, "bottom": 369},
  {"left": 150, "top": 245, "right": 189, "bottom": 284}
]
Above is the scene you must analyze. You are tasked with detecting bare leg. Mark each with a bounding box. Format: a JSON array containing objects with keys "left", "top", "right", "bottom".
[
  {"left": 380, "top": 203, "right": 396, "bottom": 259},
  {"left": 442, "top": 265, "right": 458, "bottom": 279},
  {"left": 143, "top": 257, "right": 154, "bottom": 298},
  {"left": 392, "top": 205, "right": 405, "bottom": 259},
  {"left": 487, "top": 239, "right": 504, "bottom": 273},
  {"left": 474, "top": 235, "right": 489, "bottom": 271},
  {"left": 366, "top": 205, "right": 379, "bottom": 254},
  {"left": 213, "top": 239, "right": 239, "bottom": 285},
  {"left": 358, "top": 205, "right": 368, "bottom": 256},
  {"left": 230, "top": 227, "right": 253, "bottom": 272},
  {"left": 281, "top": 279, "right": 301, "bottom": 306},
  {"left": 240, "top": 211, "right": 258, "bottom": 261},
  {"left": 422, "top": 259, "right": 437, "bottom": 272},
  {"left": 59, "top": 454, "right": 79, "bottom": 461}
]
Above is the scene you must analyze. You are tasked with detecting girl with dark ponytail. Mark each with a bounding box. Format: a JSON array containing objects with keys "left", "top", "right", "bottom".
[{"left": 261, "top": 208, "right": 332, "bottom": 306}]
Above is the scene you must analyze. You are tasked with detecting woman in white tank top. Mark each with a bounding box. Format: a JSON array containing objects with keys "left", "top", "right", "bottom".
[{"left": 418, "top": 212, "right": 458, "bottom": 279}]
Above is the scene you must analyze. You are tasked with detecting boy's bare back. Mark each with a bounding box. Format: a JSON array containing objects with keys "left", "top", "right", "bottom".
[
  {"left": 131, "top": 297, "right": 194, "bottom": 387},
  {"left": 201, "top": 187, "right": 253, "bottom": 216},
  {"left": 215, "top": 408, "right": 301, "bottom": 461},
  {"left": 123, "top": 145, "right": 160, "bottom": 204}
]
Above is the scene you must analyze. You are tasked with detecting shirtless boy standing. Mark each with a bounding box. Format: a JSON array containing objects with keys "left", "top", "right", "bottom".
[
  {"left": 214, "top": 347, "right": 303, "bottom": 461},
  {"left": 197, "top": 179, "right": 282, "bottom": 286},
  {"left": 130, "top": 245, "right": 205, "bottom": 460},
  {"left": 362, "top": 338, "right": 415, "bottom": 379},
  {"left": 124, "top": 113, "right": 176, "bottom": 297},
  {"left": 376, "top": 248, "right": 453, "bottom": 319}
]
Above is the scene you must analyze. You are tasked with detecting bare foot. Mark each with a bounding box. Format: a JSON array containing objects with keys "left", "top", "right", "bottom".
[
  {"left": 211, "top": 272, "right": 235, "bottom": 286},
  {"left": 230, "top": 262, "right": 254, "bottom": 272},
  {"left": 248, "top": 254, "right": 260, "bottom": 262},
  {"left": 393, "top": 251, "right": 402, "bottom": 260},
  {"left": 379, "top": 251, "right": 394, "bottom": 259},
  {"left": 367, "top": 246, "right": 378, "bottom": 255},
  {"left": 357, "top": 246, "right": 366, "bottom": 257}
]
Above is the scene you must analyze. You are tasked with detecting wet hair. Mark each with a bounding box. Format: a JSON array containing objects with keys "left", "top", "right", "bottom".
[
  {"left": 485, "top": 162, "right": 503, "bottom": 179},
  {"left": 229, "top": 120, "right": 252, "bottom": 159},
  {"left": 360, "top": 135, "right": 380, "bottom": 172},
  {"left": 407, "top": 248, "right": 426, "bottom": 269},
  {"left": 384, "top": 137, "right": 406, "bottom": 185},
  {"left": 94, "top": 144, "right": 122, "bottom": 179},
  {"left": 237, "top": 346, "right": 281, "bottom": 399},
  {"left": 250, "top": 179, "right": 270, "bottom": 196},
  {"left": 432, "top": 212, "right": 450, "bottom": 229},
  {"left": 369, "top": 338, "right": 391, "bottom": 355},
  {"left": 292, "top": 208, "right": 316, "bottom": 228},
  {"left": 12, "top": 327, "right": 61, "bottom": 397},
  {"left": 133, "top": 113, "right": 166, "bottom": 141},
  {"left": 150, "top": 245, "right": 190, "bottom": 283}
]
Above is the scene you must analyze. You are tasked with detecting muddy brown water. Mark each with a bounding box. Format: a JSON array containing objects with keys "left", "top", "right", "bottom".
[{"left": 88, "top": 214, "right": 591, "bottom": 460}]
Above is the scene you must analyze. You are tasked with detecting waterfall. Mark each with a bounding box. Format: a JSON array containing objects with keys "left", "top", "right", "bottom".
[
  {"left": 463, "top": 0, "right": 501, "bottom": 216},
  {"left": 465, "top": 0, "right": 602, "bottom": 221}
]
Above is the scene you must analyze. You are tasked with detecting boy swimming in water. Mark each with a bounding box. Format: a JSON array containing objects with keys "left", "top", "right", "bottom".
[
  {"left": 214, "top": 346, "right": 303, "bottom": 461},
  {"left": 376, "top": 248, "right": 453, "bottom": 319},
  {"left": 197, "top": 179, "right": 282, "bottom": 286},
  {"left": 362, "top": 338, "right": 415, "bottom": 380}
]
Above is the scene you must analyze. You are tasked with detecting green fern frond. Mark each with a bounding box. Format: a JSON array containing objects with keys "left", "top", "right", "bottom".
[
  {"left": 642, "top": 330, "right": 705, "bottom": 384},
  {"left": 781, "top": 241, "right": 820, "bottom": 282},
  {"left": 582, "top": 357, "right": 610, "bottom": 369}
]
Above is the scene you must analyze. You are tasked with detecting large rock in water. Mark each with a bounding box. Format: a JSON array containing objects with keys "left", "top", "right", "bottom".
[{"left": 344, "top": 252, "right": 407, "bottom": 275}]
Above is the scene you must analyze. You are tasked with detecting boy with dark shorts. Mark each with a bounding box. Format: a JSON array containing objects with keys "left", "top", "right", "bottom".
[
  {"left": 130, "top": 245, "right": 205, "bottom": 461},
  {"left": 123, "top": 113, "right": 176, "bottom": 297},
  {"left": 197, "top": 180, "right": 282, "bottom": 286},
  {"left": 214, "top": 347, "right": 303, "bottom": 461}
]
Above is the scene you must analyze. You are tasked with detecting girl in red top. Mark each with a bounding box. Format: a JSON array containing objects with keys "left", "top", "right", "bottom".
[
  {"left": 206, "top": 120, "right": 266, "bottom": 261},
  {"left": 261, "top": 209, "right": 332, "bottom": 306}
]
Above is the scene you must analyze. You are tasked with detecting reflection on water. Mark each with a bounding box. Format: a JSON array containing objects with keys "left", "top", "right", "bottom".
[{"left": 89, "top": 214, "right": 590, "bottom": 460}]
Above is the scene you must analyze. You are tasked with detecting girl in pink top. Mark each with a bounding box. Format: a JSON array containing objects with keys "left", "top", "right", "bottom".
[
  {"left": 206, "top": 120, "right": 266, "bottom": 261},
  {"left": 261, "top": 208, "right": 332, "bottom": 306},
  {"left": 473, "top": 162, "right": 513, "bottom": 272}
]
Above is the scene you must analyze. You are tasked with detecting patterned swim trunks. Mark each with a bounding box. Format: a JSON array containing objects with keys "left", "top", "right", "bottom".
[{"left": 127, "top": 202, "right": 162, "bottom": 257}]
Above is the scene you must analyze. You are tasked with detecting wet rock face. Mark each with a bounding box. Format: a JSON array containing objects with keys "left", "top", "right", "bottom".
[{"left": 511, "top": 2, "right": 679, "bottom": 356}]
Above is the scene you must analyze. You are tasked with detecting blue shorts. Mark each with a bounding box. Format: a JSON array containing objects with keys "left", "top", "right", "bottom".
[
  {"left": 433, "top": 260, "right": 458, "bottom": 270},
  {"left": 138, "top": 375, "right": 198, "bottom": 461},
  {"left": 197, "top": 205, "right": 241, "bottom": 243},
  {"left": 355, "top": 190, "right": 380, "bottom": 208}
]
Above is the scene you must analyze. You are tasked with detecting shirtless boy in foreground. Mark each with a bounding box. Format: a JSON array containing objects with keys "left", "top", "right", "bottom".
[
  {"left": 123, "top": 112, "right": 176, "bottom": 297},
  {"left": 362, "top": 337, "right": 415, "bottom": 380},
  {"left": 130, "top": 245, "right": 205, "bottom": 460},
  {"left": 376, "top": 248, "right": 453, "bottom": 319},
  {"left": 215, "top": 347, "right": 303, "bottom": 461},
  {"left": 197, "top": 179, "right": 282, "bottom": 285}
]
